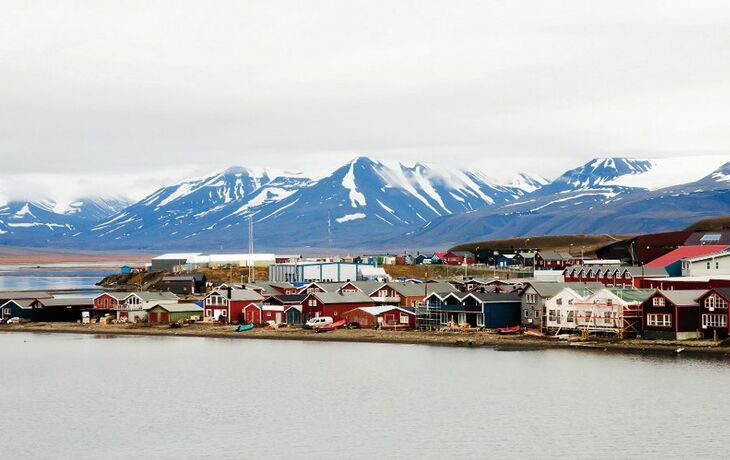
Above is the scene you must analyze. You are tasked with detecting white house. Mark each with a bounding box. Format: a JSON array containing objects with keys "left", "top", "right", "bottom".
[{"left": 681, "top": 251, "right": 730, "bottom": 277}]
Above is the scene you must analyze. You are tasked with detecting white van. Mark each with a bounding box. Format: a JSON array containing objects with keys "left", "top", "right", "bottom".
[{"left": 305, "top": 316, "right": 333, "bottom": 329}]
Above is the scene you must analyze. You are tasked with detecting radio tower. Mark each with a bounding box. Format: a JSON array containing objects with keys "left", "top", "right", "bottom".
[{"left": 248, "top": 216, "right": 255, "bottom": 283}]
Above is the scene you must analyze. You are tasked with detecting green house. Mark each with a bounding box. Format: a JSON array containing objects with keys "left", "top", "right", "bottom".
[{"left": 147, "top": 303, "right": 203, "bottom": 324}]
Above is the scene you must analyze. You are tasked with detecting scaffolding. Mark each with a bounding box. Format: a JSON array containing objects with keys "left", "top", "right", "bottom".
[
  {"left": 544, "top": 300, "right": 642, "bottom": 338},
  {"left": 415, "top": 305, "right": 441, "bottom": 331}
]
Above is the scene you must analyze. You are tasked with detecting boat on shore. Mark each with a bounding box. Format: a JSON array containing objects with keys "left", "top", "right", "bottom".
[
  {"left": 235, "top": 324, "right": 254, "bottom": 332},
  {"left": 314, "top": 319, "right": 346, "bottom": 333}
]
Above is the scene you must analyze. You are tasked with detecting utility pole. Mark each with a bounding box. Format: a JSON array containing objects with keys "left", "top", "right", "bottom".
[
  {"left": 327, "top": 209, "right": 333, "bottom": 255},
  {"left": 248, "top": 216, "right": 255, "bottom": 284}
]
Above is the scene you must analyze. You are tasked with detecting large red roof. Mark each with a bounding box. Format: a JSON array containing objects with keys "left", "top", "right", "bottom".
[{"left": 645, "top": 245, "right": 729, "bottom": 267}]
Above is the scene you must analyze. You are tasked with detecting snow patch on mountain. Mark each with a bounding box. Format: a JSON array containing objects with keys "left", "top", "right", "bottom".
[
  {"left": 342, "top": 160, "right": 367, "bottom": 207},
  {"left": 336, "top": 213, "right": 367, "bottom": 223}
]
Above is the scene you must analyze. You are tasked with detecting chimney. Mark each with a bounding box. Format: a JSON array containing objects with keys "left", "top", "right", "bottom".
[{"left": 227, "top": 287, "right": 233, "bottom": 299}]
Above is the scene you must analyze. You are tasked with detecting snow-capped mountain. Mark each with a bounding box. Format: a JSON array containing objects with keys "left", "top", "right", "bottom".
[
  {"left": 404, "top": 158, "right": 730, "bottom": 246},
  {"left": 1, "top": 155, "right": 727, "bottom": 250},
  {"left": 0, "top": 197, "right": 129, "bottom": 244},
  {"left": 88, "top": 167, "right": 309, "bottom": 242},
  {"left": 74, "top": 157, "right": 534, "bottom": 249}
]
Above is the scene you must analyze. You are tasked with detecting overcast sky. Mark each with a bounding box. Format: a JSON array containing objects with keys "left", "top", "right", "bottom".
[{"left": 1, "top": 1, "right": 729, "bottom": 202}]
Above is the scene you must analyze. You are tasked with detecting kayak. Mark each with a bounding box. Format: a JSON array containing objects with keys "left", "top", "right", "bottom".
[
  {"left": 314, "top": 319, "right": 347, "bottom": 333},
  {"left": 235, "top": 323, "right": 254, "bottom": 332},
  {"left": 496, "top": 325, "right": 521, "bottom": 334}
]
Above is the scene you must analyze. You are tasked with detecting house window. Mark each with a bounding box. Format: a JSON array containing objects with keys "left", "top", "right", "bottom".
[
  {"left": 534, "top": 310, "right": 539, "bottom": 318},
  {"left": 647, "top": 313, "right": 671, "bottom": 327},
  {"left": 525, "top": 293, "right": 537, "bottom": 304},
  {"left": 221, "top": 310, "right": 227, "bottom": 317},
  {"left": 2, "top": 307, "right": 10, "bottom": 315},
  {"left": 585, "top": 311, "right": 592, "bottom": 323},
  {"left": 400, "top": 314, "right": 409, "bottom": 324},
  {"left": 652, "top": 297, "right": 665, "bottom": 307},
  {"left": 707, "top": 262, "right": 711, "bottom": 269},
  {"left": 606, "top": 299, "right": 613, "bottom": 306},
  {"left": 702, "top": 314, "right": 727, "bottom": 328},
  {"left": 548, "top": 310, "right": 559, "bottom": 323},
  {"left": 206, "top": 309, "right": 212, "bottom": 317},
  {"left": 716, "top": 262, "right": 720, "bottom": 270},
  {"left": 566, "top": 311, "right": 575, "bottom": 323},
  {"left": 556, "top": 298, "right": 563, "bottom": 306}
]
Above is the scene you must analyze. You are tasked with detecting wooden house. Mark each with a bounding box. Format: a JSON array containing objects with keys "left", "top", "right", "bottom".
[
  {"left": 343, "top": 306, "right": 416, "bottom": 329},
  {"left": 424, "top": 291, "right": 521, "bottom": 328},
  {"left": 641, "top": 290, "right": 705, "bottom": 340},
  {"left": 161, "top": 273, "right": 207, "bottom": 295},
  {"left": 203, "top": 287, "right": 264, "bottom": 324},
  {"left": 535, "top": 252, "right": 580, "bottom": 269},
  {"left": 681, "top": 251, "right": 730, "bottom": 277},
  {"left": 93, "top": 292, "right": 131, "bottom": 311},
  {"left": 369, "top": 282, "right": 434, "bottom": 307},
  {"left": 147, "top": 303, "right": 203, "bottom": 324},
  {"left": 563, "top": 265, "right": 668, "bottom": 288},
  {"left": 31, "top": 297, "right": 94, "bottom": 322},
  {"left": 0, "top": 299, "right": 34, "bottom": 321},
  {"left": 118, "top": 291, "right": 179, "bottom": 322},
  {"left": 697, "top": 288, "right": 730, "bottom": 339},
  {"left": 442, "top": 251, "right": 475, "bottom": 266},
  {"left": 302, "top": 291, "right": 375, "bottom": 322}
]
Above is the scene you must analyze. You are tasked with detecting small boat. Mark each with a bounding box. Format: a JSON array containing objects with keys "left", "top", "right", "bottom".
[
  {"left": 314, "top": 319, "right": 347, "bottom": 333},
  {"left": 496, "top": 325, "right": 521, "bottom": 335},
  {"left": 235, "top": 323, "right": 254, "bottom": 332}
]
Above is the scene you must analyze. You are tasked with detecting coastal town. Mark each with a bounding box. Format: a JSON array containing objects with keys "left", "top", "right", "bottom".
[{"left": 2, "top": 227, "right": 730, "bottom": 353}]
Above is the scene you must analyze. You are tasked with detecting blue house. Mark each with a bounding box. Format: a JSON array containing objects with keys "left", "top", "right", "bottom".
[
  {"left": 425, "top": 291, "right": 521, "bottom": 328},
  {"left": 495, "top": 254, "right": 518, "bottom": 268},
  {"left": 1, "top": 299, "right": 34, "bottom": 321},
  {"left": 120, "top": 266, "right": 135, "bottom": 274}
]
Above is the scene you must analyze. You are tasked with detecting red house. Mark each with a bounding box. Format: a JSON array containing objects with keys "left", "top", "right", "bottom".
[
  {"left": 563, "top": 265, "right": 669, "bottom": 288},
  {"left": 697, "top": 288, "right": 730, "bottom": 339},
  {"left": 343, "top": 306, "right": 416, "bottom": 329},
  {"left": 641, "top": 290, "right": 705, "bottom": 340},
  {"left": 302, "top": 291, "right": 375, "bottom": 322},
  {"left": 92, "top": 292, "right": 131, "bottom": 310},
  {"left": 442, "top": 251, "right": 475, "bottom": 266},
  {"left": 203, "top": 287, "right": 263, "bottom": 324}
]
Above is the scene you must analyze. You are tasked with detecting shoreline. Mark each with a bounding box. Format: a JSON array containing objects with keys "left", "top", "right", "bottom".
[{"left": 3, "top": 323, "right": 730, "bottom": 359}]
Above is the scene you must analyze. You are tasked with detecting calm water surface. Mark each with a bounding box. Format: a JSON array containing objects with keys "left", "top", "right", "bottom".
[
  {"left": 1, "top": 332, "right": 729, "bottom": 460},
  {"left": 0, "top": 264, "right": 113, "bottom": 292}
]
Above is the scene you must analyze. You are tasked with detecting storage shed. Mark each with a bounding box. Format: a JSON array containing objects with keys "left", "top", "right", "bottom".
[
  {"left": 285, "top": 305, "right": 302, "bottom": 325},
  {"left": 147, "top": 303, "right": 203, "bottom": 324}
]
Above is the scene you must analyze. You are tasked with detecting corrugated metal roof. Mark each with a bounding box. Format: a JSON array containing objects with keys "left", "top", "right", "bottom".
[
  {"left": 0, "top": 291, "right": 52, "bottom": 300},
  {"left": 645, "top": 245, "right": 730, "bottom": 267}
]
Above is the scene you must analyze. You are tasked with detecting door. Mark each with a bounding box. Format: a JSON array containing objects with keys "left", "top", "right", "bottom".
[
  {"left": 275, "top": 313, "right": 282, "bottom": 324},
  {"left": 149, "top": 312, "right": 158, "bottom": 323},
  {"left": 161, "top": 312, "right": 170, "bottom": 323},
  {"left": 246, "top": 309, "right": 256, "bottom": 324}
]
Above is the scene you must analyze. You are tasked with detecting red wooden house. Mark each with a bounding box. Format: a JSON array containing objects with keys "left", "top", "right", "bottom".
[
  {"left": 697, "top": 288, "right": 730, "bottom": 339},
  {"left": 641, "top": 290, "right": 705, "bottom": 340},
  {"left": 302, "top": 291, "right": 375, "bottom": 322},
  {"left": 442, "top": 251, "right": 475, "bottom": 266},
  {"left": 92, "top": 292, "right": 131, "bottom": 311},
  {"left": 203, "top": 287, "right": 264, "bottom": 324}
]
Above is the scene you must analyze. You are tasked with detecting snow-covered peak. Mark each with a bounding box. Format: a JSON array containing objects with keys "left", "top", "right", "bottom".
[
  {"left": 603, "top": 156, "right": 729, "bottom": 190},
  {"left": 502, "top": 172, "right": 549, "bottom": 193}
]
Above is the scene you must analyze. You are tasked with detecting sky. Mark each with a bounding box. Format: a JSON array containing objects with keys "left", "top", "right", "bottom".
[{"left": 1, "top": 0, "right": 729, "bottom": 203}]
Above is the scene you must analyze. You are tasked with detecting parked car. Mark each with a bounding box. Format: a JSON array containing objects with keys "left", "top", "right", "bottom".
[
  {"left": 5, "top": 317, "right": 21, "bottom": 324},
  {"left": 345, "top": 321, "right": 361, "bottom": 329},
  {"left": 304, "top": 316, "right": 333, "bottom": 329}
]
